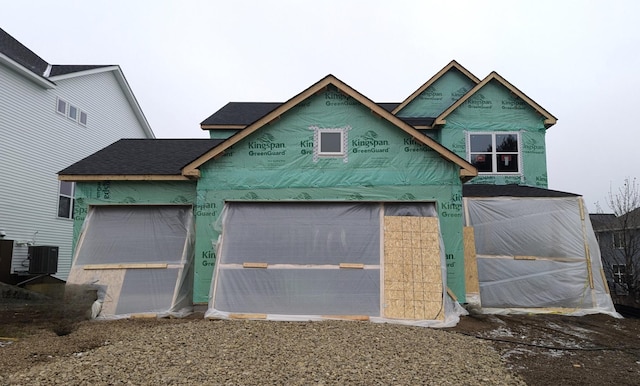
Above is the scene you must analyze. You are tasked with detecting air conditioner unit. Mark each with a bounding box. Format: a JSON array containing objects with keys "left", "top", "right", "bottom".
[{"left": 28, "top": 246, "right": 58, "bottom": 275}]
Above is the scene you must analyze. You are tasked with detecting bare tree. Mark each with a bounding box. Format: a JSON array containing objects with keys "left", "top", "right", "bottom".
[{"left": 602, "top": 177, "right": 640, "bottom": 306}]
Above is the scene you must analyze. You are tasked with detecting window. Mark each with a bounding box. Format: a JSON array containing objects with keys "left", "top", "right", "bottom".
[
  {"left": 613, "top": 232, "right": 625, "bottom": 249},
  {"left": 612, "top": 264, "right": 626, "bottom": 284},
  {"left": 57, "top": 98, "right": 87, "bottom": 126},
  {"left": 79, "top": 111, "right": 88, "bottom": 126},
  {"left": 68, "top": 105, "right": 78, "bottom": 121},
  {"left": 56, "top": 98, "right": 67, "bottom": 115},
  {"left": 469, "top": 132, "right": 520, "bottom": 174},
  {"left": 57, "top": 181, "right": 75, "bottom": 219},
  {"left": 318, "top": 130, "right": 344, "bottom": 156}
]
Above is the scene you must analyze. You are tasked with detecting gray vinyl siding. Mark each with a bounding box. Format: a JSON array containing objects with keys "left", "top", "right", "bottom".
[{"left": 0, "top": 65, "right": 152, "bottom": 280}]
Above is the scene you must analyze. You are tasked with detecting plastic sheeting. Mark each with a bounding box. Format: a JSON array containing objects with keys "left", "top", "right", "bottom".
[
  {"left": 192, "top": 85, "right": 467, "bottom": 304},
  {"left": 465, "top": 196, "right": 620, "bottom": 317},
  {"left": 67, "top": 205, "right": 195, "bottom": 319},
  {"left": 206, "top": 202, "right": 466, "bottom": 327}
]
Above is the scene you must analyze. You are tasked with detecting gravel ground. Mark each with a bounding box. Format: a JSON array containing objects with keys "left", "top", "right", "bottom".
[{"left": 0, "top": 317, "right": 524, "bottom": 385}]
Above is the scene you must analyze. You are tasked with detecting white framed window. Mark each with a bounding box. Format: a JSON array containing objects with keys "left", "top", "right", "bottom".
[
  {"left": 613, "top": 232, "right": 625, "bottom": 249},
  {"left": 310, "top": 126, "right": 350, "bottom": 163},
  {"left": 57, "top": 181, "right": 75, "bottom": 219},
  {"left": 612, "top": 264, "right": 626, "bottom": 284},
  {"left": 57, "top": 97, "right": 87, "bottom": 125},
  {"left": 79, "top": 110, "right": 88, "bottom": 126},
  {"left": 68, "top": 104, "right": 78, "bottom": 121},
  {"left": 56, "top": 98, "right": 67, "bottom": 115},
  {"left": 318, "top": 130, "right": 344, "bottom": 156},
  {"left": 468, "top": 132, "right": 521, "bottom": 174}
]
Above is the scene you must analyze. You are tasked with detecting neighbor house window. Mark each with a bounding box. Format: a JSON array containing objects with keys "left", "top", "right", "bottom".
[
  {"left": 612, "top": 264, "right": 626, "bottom": 284},
  {"left": 79, "top": 110, "right": 88, "bottom": 126},
  {"left": 56, "top": 98, "right": 67, "bottom": 115},
  {"left": 58, "top": 181, "right": 75, "bottom": 219},
  {"left": 68, "top": 105, "right": 78, "bottom": 121},
  {"left": 613, "top": 232, "right": 625, "bottom": 249},
  {"left": 57, "top": 97, "right": 87, "bottom": 125},
  {"left": 468, "top": 132, "right": 520, "bottom": 174}
]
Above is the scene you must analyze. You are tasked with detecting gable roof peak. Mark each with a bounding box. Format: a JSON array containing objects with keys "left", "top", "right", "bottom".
[
  {"left": 434, "top": 70, "right": 558, "bottom": 128},
  {"left": 185, "top": 73, "right": 477, "bottom": 180},
  {"left": 392, "top": 60, "right": 480, "bottom": 115}
]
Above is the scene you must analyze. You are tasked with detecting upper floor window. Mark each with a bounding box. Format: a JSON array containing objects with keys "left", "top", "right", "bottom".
[
  {"left": 613, "top": 232, "right": 625, "bottom": 249},
  {"left": 612, "top": 264, "right": 626, "bottom": 284},
  {"left": 56, "top": 97, "right": 87, "bottom": 126},
  {"left": 468, "top": 132, "right": 520, "bottom": 174},
  {"left": 310, "top": 125, "right": 350, "bottom": 163},
  {"left": 68, "top": 105, "right": 78, "bottom": 121},
  {"left": 56, "top": 98, "right": 67, "bottom": 115},
  {"left": 58, "top": 181, "right": 75, "bottom": 219},
  {"left": 318, "top": 130, "right": 345, "bottom": 156},
  {"left": 79, "top": 111, "right": 88, "bottom": 126}
]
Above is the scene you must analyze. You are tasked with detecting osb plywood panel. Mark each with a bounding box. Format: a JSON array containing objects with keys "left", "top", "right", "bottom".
[
  {"left": 463, "top": 226, "right": 480, "bottom": 296},
  {"left": 66, "top": 266, "right": 125, "bottom": 316},
  {"left": 383, "top": 216, "right": 444, "bottom": 321}
]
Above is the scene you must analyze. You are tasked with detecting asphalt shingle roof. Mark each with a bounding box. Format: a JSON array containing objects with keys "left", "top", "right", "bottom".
[
  {"left": 1, "top": 28, "right": 116, "bottom": 78},
  {"left": 0, "top": 27, "right": 48, "bottom": 75},
  {"left": 589, "top": 213, "right": 617, "bottom": 230},
  {"left": 462, "top": 184, "right": 579, "bottom": 198},
  {"left": 201, "top": 102, "right": 434, "bottom": 127},
  {"left": 201, "top": 102, "right": 283, "bottom": 126},
  {"left": 58, "top": 139, "right": 224, "bottom": 176},
  {"left": 49, "top": 65, "right": 113, "bottom": 76}
]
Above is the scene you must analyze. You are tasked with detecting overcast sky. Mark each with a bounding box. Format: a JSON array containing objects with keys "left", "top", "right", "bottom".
[{"left": 2, "top": 0, "right": 638, "bottom": 212}]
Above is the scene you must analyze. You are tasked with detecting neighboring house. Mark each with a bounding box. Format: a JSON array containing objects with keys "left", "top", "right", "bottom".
[
  {"left": 591, "top": 210, "right": 640, "bottom": 307},
  {"left": 57, "top": 61, "right": 618, "bottom": 320},
  {"left": 0, "top": 27, "right": 154, "bottom": 284}
]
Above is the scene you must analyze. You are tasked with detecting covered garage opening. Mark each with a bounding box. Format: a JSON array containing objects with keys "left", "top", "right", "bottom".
[
  {"left": 66, "top": 205, "right": 195, "bottom": 318},
  {"left": 206, "top": 202, "right": 464, "bottom": 327}
]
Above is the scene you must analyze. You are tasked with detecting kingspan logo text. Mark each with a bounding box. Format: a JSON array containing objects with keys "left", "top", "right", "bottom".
[
  {"left": 351, "top": 138, "right": 389, "bottom": 147},
  {"left": 248, "top": 141, "right": 286, "bottom": 150},
  {"left": 352, "top": 130, "right": 388, "bottom": 148}
]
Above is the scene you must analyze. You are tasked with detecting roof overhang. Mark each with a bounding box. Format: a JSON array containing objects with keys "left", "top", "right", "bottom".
[
  {"left": 0, "top": 52, "right": 55, "bottom": 89},
  {"left": 58, "top": 174, "right": 191, "bottom": 182},
  {"left": 200, "top": 124, "right": 246, "bottom": 130},
  {"left": 50, "top": 66, "right": 156, "bottom": 138}
]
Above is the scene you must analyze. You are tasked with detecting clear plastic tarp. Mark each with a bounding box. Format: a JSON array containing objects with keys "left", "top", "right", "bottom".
[
  {"left": 206, "top": 202, "right": 466, "bottom": 327},
  {"left": 465, "top": 196, "right": 620, "bottom": 317},
  {"left": 66, "top": 205, "right": 195, "bottom": 319}
]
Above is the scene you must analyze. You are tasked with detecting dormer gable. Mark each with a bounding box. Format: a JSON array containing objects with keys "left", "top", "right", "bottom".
[
  {"left": 434, "top": 71, "right": 557, "bottom": 129},
  {"left": 393, "top": 60, "right": 480, "bottom": 123}
]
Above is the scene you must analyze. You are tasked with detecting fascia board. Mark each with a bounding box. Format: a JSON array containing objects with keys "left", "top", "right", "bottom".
[
  {"left": 0, "top": 53, "right": 55, "bottom": 89},
  {"left": 58, "top": 174, "right": 189, "bottom": 181},
  {"left": 50, "top": 66, "right": 156, "bottom": 138},
  {"left": 434, "top": 72, "right": 557, "bottom": 128}
]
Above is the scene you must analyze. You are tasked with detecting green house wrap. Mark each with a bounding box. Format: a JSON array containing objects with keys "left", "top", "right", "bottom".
[
  {"left": 60, "top": 60, "right": 570, "bottom": 321},
  {"left": 187, "top": 77, "right": 476, "bottom": 304}
]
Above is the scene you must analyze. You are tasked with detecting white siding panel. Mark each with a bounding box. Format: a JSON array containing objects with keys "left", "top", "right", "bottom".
[{"left": 0, "top": 64, "right": 153, "bottom": 281}]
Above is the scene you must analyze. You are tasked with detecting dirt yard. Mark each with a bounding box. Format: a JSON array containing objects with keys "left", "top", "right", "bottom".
[
  {"left": 451, "top": 311, "right": 640, "bottom": 385},
  {"left": 0, "top": 294, "right": 639, "bottom": 385}
]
